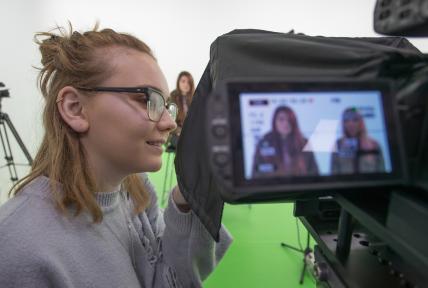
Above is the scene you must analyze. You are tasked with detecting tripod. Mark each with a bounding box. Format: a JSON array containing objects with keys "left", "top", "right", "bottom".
[
  {"left": 160, "top": 134, "right": 178, "bottom": 207},
  {"left": 0, "top": 84, "right": 33, "bottom": 184},
  {"left": 161, "top": 148, "right": 176, "bottom": 206},
  {"left": 280, "top": 218, "right": 313, "bottom": 285}
]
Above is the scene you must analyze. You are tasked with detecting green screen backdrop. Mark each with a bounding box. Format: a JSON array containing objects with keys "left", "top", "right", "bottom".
[{"left": 148, "top": 152, "right": 316, "bottom": 288}]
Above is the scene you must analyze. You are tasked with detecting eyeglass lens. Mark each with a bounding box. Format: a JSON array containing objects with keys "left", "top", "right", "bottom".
[
  {"left": 147, "top": 90, "right": 178, "bottom": 122},
  {"left": 167, "top": 104, "right": 178, "bottom": 121}
]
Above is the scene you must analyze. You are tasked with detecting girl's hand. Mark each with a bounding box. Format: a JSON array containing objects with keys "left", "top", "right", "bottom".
[{"left": 172, "top": 186, "right": 191, "bottom": 212}]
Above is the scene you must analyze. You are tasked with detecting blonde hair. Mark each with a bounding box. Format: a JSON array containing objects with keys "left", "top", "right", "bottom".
[{"left": 10, "top": 23, "right": 154, "bottom": 222}]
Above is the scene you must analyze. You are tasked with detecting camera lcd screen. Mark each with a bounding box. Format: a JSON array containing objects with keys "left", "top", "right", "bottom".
[{"left": 228, "top": 80, "right": 402, "bottom": 189}]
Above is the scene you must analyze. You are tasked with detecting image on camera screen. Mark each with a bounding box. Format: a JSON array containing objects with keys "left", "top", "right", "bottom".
[{"left": 240, "top": 90, "right": 392, "bottom": 180}]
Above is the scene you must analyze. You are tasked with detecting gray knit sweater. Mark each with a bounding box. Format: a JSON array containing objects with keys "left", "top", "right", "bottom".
[{"left": 0, "top": 174, "right": 232, "bottom": 288}]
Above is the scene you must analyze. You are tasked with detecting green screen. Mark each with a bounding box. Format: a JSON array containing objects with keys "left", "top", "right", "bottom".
[{"left": 148, "top": 152, "right": 316, "bottom": 288}]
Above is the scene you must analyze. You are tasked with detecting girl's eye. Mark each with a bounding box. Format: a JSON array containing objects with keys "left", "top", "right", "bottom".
[{"left": 135, "top": 94, "right": 148, "bottom": 104}]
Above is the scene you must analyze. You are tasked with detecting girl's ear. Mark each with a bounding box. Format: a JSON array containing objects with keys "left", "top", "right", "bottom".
[{"left": 56, "top": 86, "right": 90, "bottom": 133}]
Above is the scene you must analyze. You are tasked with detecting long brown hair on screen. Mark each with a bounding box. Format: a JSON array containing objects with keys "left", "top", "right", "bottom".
[{"left": 270, "top": 106, "right": 307, "bottom": 174}]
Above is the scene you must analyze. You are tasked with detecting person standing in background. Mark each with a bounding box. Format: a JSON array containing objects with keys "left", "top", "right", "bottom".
[
  {"left": 331, "top": 107, "right": 385, "bottom": 174},
  {"left": 169, "top": 71, "right": 194, "bottom": 139}
]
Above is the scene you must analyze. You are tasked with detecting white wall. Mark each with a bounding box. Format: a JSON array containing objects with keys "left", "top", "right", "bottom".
[
  {"left": 0, "top": 0, "right": 427, "bottom": 201},
  {"left": 0, "top": 1, "right": 44, "bottom": 202}
]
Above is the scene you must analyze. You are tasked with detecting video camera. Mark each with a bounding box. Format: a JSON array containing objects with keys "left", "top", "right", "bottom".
[
  {"left": 187, "top": 1, "right": 428, "bottom": 287},
  {"left": 199, "top": 0, "right": 428, "bottom": 207},
  {"left": 0, "top": 82, "right": 10, "bottom": 98}
]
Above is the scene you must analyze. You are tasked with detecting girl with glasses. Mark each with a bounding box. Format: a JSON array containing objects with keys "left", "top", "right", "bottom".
[
  {"left": 170, "top": 71, "right": 194, "bottom": 133},
  {"left": 0, "top": 25, "right": 232, "bottom": 288},
  {"left": 167, "top": 71, "right": 195, "bottom": 150}
]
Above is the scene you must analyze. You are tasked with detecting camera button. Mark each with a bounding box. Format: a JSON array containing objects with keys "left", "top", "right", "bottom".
[
  {"left": 213, "top": 152, "right": 229, "bottom": 167},
  {"left": 212, "top": 125, "right": 228, "bottom": 138}
]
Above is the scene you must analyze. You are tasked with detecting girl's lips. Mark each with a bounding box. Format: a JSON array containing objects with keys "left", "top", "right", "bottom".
[
  {"left": 146, "top": 141, "right": 164, "bottom": 153},
  {"left": 146, "top": 139, "right": 166, "bottom": 146}
]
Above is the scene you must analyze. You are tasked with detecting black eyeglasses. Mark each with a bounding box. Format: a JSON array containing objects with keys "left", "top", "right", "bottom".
[{"left": 77, "top": 86, "right": 178, "bottom": 122}]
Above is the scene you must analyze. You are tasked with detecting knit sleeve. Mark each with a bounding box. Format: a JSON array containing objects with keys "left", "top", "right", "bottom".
[
  {"left": 141, "top": 174, "right": 233, "bottom": 288},
  {"left": 161, "top": 194, "right": 233, "bottom": 287},
  {"left": 0, "top": 197, "right": 70, "bottom": 288},
  {"left": 0, "top": 254, "right": 55, "bottom": 288}
]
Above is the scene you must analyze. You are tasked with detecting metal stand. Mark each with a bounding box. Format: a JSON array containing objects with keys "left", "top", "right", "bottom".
[
  {"left": 0, "top": 84, "right": 33, "bottom": 183},
  {"left": 296, "top": 190, "right": 428, "bottom": 288},
  {"left": 281, "top": 221, "right": 313, "bottom": 285},
  {"left": 161, "top": 145, "right": 176, "bottom": 206}
]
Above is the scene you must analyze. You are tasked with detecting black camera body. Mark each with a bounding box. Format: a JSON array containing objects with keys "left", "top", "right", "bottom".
[
  {"left": 203, "top": 76, "right": 428, "bottom": 287},
  {"left": 175, "top": 1, "right": 428, "bottom": 286},
  {"left": 0, "top": 82, "right": 10, "bottom": 98}
]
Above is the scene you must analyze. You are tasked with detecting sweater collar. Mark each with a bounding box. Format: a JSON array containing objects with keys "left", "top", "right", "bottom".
[{"left": 94, "top": 188, "right": 121, "bottom": 208}]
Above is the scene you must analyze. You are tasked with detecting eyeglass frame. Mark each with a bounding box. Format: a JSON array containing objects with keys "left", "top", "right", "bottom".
[{"left": 76, "top": 86, "right": 178, "bottom": 122}]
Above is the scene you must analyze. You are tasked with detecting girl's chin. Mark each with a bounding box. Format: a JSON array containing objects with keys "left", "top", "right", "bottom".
[{"left": 140, "top": 161, "right": 162, "bottom": 173}]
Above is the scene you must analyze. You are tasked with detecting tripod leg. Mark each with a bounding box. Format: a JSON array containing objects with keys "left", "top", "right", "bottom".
[
  {"left": 2, "top": 113, "right": 32, "bottom": 164},
  {"left": 168, "top": 153, "right": 175, "bottom": 192},
  {"left": 299, "top": 232, "right": 312, "bottom": 285},
  {"left": 299, "top": 259, "right": 307, "bottom": 284},
  {"left": 306, "top": 230, "right": 311, "bottom": 248},
  {"left": 0, "top": 120, "right": 18, "bottom": 182},
  {"left": 282, "top": 219, "right": 313, "bottom": 285},
  {"left": 280, "top": 242, "right": 304, "bottom": 253},
  {"left": 161, "top": 153, "right": 171, "bottom": 207},
  {"left": 280, "top": 218, "right": 305, "bottom": 254}
]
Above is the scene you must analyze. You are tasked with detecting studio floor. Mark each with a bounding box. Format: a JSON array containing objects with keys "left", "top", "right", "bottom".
[{"left": 148, "top": 152, "right": 316, "bottom": 288}]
